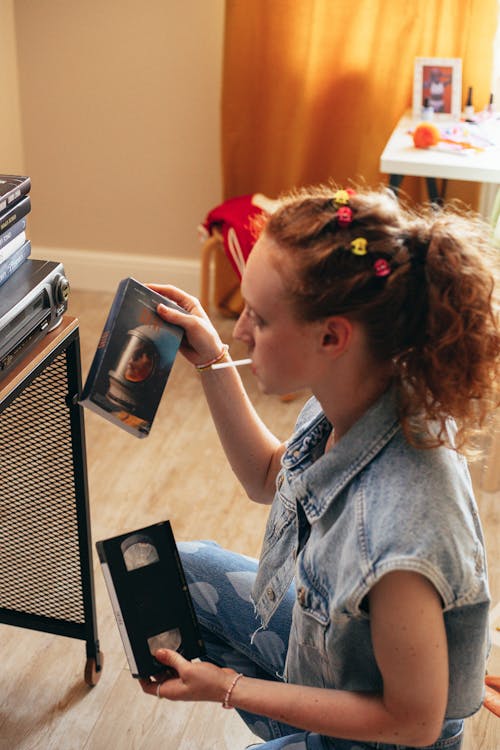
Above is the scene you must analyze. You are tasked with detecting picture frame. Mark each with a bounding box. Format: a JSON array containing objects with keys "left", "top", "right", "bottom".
[{"left": 413, "top": 57, "right": 462, "bottom": 119}]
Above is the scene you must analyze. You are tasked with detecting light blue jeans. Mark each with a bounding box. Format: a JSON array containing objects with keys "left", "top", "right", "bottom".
[{"left": 179, "top": 540, "right": 464, "bottom": 750}]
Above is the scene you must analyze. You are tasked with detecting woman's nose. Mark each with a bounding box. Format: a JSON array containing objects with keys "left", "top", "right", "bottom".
[{"left": 233, "top": 310, "right": 252, "bottom": 343}]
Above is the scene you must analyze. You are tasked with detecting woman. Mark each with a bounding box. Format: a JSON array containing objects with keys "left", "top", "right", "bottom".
[{"left": 141, "top": 185, "right": 499, "bottom": 749}]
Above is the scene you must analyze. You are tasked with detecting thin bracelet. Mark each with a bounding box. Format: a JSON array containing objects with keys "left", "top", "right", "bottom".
[
  {"left": 195, "top": 344, "right": 229, "bottom": 372},
  {"left": 222, "top": 672, "right": 243, "bottom": 709}
]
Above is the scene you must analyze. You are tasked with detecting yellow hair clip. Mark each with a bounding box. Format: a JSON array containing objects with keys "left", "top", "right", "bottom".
[
  {"left": 351, "top": 237, "right": 368, "bottom": 256},
  {"left": 333, "top": 189, "right": 350, "bottom": 206}
]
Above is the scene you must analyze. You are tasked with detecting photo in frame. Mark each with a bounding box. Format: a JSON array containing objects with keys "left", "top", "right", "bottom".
[{"left": 413, "top": 57, "right": 462, "bottom": 119}]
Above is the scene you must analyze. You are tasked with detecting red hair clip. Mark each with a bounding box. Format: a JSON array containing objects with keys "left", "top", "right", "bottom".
[
  {"left": 374, "top": 258, "right": 391, "bottom": 277},
  {"left": 333, "top": 188, "right": 355, "bottom": 227},
  {"left": 337, "top": 206, "right": 353, "bottom": 227}
]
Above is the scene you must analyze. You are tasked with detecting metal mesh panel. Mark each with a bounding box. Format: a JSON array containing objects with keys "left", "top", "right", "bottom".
[{"left": 0, "top": 351, "right": 84, "bottom": 624}]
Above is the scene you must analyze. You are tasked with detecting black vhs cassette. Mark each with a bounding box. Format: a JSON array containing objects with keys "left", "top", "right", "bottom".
[{"left": 96, "top": 521, "right": 204, "bottom": 678}]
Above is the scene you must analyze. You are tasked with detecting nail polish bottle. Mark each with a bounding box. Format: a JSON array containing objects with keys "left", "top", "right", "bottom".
[
  {"left": 464, "top": 86, "right": 475, "bottom": 120},
  {"left": 421, "top": 97, "right": 434, "bottom": 120}
]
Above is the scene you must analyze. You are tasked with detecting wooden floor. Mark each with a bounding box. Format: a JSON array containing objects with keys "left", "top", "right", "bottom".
[{"left": 0, "top": 289, "right": 499, "bottom": 750}]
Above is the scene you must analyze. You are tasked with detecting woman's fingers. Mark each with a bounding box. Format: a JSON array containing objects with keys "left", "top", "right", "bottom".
[
  {"left": 147, "top": 284, "right": 204, "bottom": 316},
  {"left": 154, "top": 648, "right": 188, "bottom": 671},
  {"left": 145, "top": 283, "right": 227, "bottom": 366}
]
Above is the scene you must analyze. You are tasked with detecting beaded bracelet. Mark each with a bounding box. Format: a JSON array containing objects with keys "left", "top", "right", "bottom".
[
  {"left": 195, "top": 344, "right": 229, "bottom": 372},
  {"left": 222, "top": 672, "right": 243, "bottom": 709}
]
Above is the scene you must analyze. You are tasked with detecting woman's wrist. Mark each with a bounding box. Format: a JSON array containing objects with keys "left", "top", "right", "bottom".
[
  {"left": 222, "top": 671, "right": 244, "bottom": 709},
  {"left": 194, "top": 344, "right": 230, "bottom": 372}
]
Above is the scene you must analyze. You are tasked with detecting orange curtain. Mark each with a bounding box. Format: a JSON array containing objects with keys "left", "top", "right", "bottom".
[{"left": 215, "top": 0, "right": 497, "bottom": 311}]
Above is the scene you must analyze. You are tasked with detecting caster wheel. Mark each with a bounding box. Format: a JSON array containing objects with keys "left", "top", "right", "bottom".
[{"left": 84, "top": 651, "right": 104, "bottom": 686}]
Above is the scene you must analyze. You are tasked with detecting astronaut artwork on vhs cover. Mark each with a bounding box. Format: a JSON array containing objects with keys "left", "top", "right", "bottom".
[{"left": 80, "top": 278, "right": 185, "bottom": 437}]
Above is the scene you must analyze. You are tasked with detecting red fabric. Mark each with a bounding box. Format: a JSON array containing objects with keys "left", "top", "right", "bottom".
[{"left": 203, "top": 195, "right": 266, "bottom": 279}]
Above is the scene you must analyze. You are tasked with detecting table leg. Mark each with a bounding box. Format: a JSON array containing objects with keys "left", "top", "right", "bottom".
[
  {"left": 426, "top": 177, "right": 448, "bottom": 205},
  {"left": 389, "top": 175, "right": 448, "bottom": 205},
  {"left": 389, "top": 174, "right": 405, "bottom": 195}
]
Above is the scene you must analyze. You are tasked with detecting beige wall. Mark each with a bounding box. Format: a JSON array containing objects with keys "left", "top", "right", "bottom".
[
  {"left": 11, "top": 0, "right": 224, "bottom": 277},
  {"left": 0, "top": 0, "right": 25, "bottom": 172}
]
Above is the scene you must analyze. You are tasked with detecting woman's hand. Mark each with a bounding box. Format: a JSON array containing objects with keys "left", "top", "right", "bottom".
[
  {"left": 139, "top": 649, "right": 237, "bottom": 704},
  {"left": 147, "top": 284, "right": 226, "bottom": 367}
]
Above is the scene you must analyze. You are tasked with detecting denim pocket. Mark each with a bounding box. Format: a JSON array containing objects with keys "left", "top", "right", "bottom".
[{"left": 295, "top": 555, "right": 330, "bottom": 628}]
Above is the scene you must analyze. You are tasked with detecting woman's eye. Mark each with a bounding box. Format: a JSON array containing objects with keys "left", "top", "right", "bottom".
[
  {"left": 249, "top": 310, "right": 264, "bottom": 327},
  {"left": 243, "top": 304, "right": 265, "bottom": 328}
]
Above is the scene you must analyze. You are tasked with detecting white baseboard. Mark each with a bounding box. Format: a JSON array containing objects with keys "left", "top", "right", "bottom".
[{"left": 30, "top": 246, "right": 201, "bottom": 295}]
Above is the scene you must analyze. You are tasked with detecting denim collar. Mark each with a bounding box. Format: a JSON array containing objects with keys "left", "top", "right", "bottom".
[{"left": 282, "top": 386, "right": 401, "bottom": 523}]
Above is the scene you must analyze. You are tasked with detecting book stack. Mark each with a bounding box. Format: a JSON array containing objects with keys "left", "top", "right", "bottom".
[{"left": 0, "top": 174, "right": 32, "bottom": 288}]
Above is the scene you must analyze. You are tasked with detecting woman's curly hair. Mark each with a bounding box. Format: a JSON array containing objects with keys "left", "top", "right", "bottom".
[{"left": 261, "top": 183, "right": 500, "bottom": 454}]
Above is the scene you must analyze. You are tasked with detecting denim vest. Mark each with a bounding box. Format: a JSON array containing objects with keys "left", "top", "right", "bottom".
[{"left": 252, "top": 389, "right": 490, "bottom": 721}]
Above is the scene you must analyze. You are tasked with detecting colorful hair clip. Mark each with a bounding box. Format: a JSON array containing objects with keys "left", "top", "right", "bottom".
[
  {"left": 336, "top": 206, "right": 353, "bottom": 227},
  {"left": 351, "top": 237, "right": 367, "bottom": 255},
  {"left": 333, "top": 189, "right": 351, "bottom": 206},
  {"left": 374, "top": 258, "right": 391, "bottom": 277}
]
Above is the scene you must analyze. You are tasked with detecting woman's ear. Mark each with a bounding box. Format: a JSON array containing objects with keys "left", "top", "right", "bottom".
[{"left": 320, "top": 317, "right": 353, "bottom": 358}]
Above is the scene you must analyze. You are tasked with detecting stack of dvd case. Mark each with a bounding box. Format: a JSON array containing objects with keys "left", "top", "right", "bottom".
[{"left": 0, "top": 174, "right": 32, "bottom": 288}]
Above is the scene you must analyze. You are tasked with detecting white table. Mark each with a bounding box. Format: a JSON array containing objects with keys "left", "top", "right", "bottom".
[{"left": 380, "top": 112, "right": 500, "bottom": 203}]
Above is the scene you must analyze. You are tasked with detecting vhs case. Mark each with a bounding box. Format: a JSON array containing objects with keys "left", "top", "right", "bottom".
[
  {"left": 0, "top": 174, "right": 31, "bottom": 215},
  {"left": 96, "top": 521, "right": 204, "bottom": 678},
  {"left": 80, "top": 278, "right": 184, "bottom": 437}
]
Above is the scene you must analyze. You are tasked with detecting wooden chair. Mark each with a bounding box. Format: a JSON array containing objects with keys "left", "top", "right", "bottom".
[
  {"left": 199, "top": 228, "right": 243, "bottom": 317},
  {"left": 199, "top": 194, "right": 279, "bottom": 316}
]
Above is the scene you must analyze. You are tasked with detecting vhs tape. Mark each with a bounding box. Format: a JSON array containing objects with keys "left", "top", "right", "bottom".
[
  {"left": 0, "top": 174, "right": 31, "bottom": 215},
  {"left": 96, "top": 521, "right": 204, "bottom": 678},
  {"left": 80, "top": 278, "right": 185, "bottom": 437}
]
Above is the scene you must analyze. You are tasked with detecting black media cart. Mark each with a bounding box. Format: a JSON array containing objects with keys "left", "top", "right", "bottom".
[{"left": 0, "top": 316, "right": 102, "bottom": 685}]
